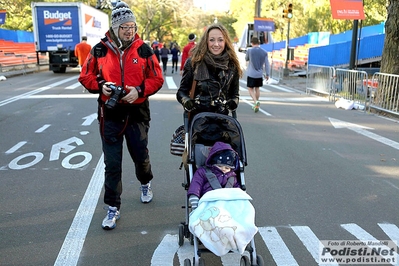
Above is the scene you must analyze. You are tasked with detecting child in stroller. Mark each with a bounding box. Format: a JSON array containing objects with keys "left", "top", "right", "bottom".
[
  {"left": 188, "top": 141, "right": 240, "bottom": 210},
  {"left": 178, "top": 112, "right": 264, "bottom": 265},
  {"left": 187, "top": 141, "right": 258, "bottom": 258}
]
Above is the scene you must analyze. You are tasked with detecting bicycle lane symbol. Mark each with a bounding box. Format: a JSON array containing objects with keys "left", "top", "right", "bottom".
[
  {"left": 5, "top": 113, "right": 97, "bottom": 170},
  {"left": 7, "top": 137, "right": 92, "bottom": 170}
]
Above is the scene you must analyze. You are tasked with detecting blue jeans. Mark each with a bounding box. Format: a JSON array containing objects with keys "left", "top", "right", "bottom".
[{"left": 101, "top": 119, "right": 153, "bottom": 209}]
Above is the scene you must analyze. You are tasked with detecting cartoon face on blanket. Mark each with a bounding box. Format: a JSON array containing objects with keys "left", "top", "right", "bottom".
[{"left": 189, "top": 188, "right": 258, "bottom": 256}]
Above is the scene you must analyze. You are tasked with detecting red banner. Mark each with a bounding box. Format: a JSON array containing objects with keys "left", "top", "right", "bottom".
[{"left": 330, "top": 0, "right": 365, "bottom": 20}]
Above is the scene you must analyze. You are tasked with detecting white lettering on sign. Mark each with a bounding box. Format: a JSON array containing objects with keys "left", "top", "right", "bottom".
[{"left": 43, "top": 10, "right": 72, "bottom": 21}]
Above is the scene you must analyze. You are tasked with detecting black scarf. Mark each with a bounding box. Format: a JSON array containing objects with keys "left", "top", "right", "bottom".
[{"left": 194, "top": 51, "right": 230, "bottom": 81}]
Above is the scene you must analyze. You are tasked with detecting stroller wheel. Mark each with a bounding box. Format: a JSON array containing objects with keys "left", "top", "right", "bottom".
[
  {"left": 184, "top": 258, "right": 191, "bottom": 266},
  {"left": 189, "top": 233, "right": 194, "bottom": 245},
  {"left": 193, "top": 257, "right": 205, "bottom": 266},
  {"left": 255, "top": 254, "right": 265, "bottom": 266},
  {"left": 178, "top": 224, "right": 185, "bottom": 246},
  {"left": 240, "top": 255, "right": 250, "bottom": 266}
]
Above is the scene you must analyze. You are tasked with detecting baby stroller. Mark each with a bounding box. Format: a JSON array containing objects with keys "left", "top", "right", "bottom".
[{"left": 178, "top": 111, "right": 264, "bottom": 266}]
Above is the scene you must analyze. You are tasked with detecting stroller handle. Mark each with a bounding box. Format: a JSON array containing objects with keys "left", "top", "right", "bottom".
[{"left": 183, "top": 109, "right": 237, "bottom": 130}]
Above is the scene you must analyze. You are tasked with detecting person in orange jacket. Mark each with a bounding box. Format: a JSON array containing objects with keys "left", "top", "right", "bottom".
[{"left": 74, "top": 36, "right": 91, "bottom": 72}]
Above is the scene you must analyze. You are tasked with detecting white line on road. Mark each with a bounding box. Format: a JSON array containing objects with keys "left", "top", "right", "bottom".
[
  {"left": 259, "top": 226, "right": 298, "bottom": 266},
  {"left": 0, "top": 76, "right": 78, "bottom": 107},
  {"left": 166, "top": 76, "right": 178, "bottom": 89},
  {"left": 241, "top": 98, "right": 272, "bottom": 116},
  {"left": 35, "top": 124, "right": 51, "bottom": 133},
  {"left": 292, "top": 226, "right": 338, "bottom": 266},
  {"left": 341, "top": 223, "right": 398, "bottom": 265},
  {"left": 65, "top": 82, "right": 82, "bottom": 90},
  {"left": 151, "top": 234, "right": 179, "bottom": 265},
  {"left": 54, "top": 154, "right": 104, "bottom": 266},
  {"left": 268, "top": 84, "right": 295, "bottom": 92},
  {"left": 378, "top": 223, "right": 399, "bottom": 242},
  {"left": 5, "top": 141, "right": 27, "bottom": 154},
  {"left": 329, "top": 117, "right": 399, "bottom": 151}
]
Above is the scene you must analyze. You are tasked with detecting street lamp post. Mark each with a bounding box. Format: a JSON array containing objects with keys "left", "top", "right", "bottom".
[
  {"left": 254, "top": 0, "right": 262, "bottom": 37},
  {"left": 282, "top": 3, "right": 293, "bottom": 77}
]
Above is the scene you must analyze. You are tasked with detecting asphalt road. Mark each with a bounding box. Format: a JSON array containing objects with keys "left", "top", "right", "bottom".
[{"left": 1, "top": 67, "right": 399, "bottom": 266}]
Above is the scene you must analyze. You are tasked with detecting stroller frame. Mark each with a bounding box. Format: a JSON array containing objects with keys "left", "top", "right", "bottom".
[{"left": 177, "top": 111, "right": 264, "bottom": 266}]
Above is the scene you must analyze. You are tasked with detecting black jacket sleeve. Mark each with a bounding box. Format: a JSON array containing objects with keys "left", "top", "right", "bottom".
[{"left": 176, "top": 58, "right": 195, "bottom": 105}]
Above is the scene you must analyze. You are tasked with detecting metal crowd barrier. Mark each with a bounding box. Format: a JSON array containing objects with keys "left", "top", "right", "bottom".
[
  {"left": 368, "top": 72, "right": 399, "bottom": 115},
  {"left": 270, "top": 60, "right": 284, "bottom": 81},
  {"left": 333, "top": 68, "right": 368, "bottom": 110},
  {"left": 306, "top": 64, "right": 335, "bottom": 100}
]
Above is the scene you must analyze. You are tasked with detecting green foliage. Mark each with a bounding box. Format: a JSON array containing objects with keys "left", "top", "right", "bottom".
[
  {"left": 230, "top": 0, "right": 388, "bottom": 42},
  {"left": 0, "top": 0, "right": 389, "bottom": 45}
]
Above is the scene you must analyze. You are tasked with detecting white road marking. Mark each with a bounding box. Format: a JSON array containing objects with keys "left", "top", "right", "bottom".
[
  {"left": 378, "top": 223, "right": 399, "bottom": 243},
  {"left": 0, "top": 76, "right": 78, "bottom": 106},
  {"left": 35, "top": 124, "right": 50, "bottom": 133},
  {"left": 341, "top": 223, "right": 398, "bottom": 265},
  {"left": 54, "top": 155, "right": 104, "bottom": 266},
  {"left": 329, "top": 117, "right": 399, "bottom": 150},
  {"left": 151, "top": 234, "right": 179, "bottom": 265},
  {"left": 292, "top": 226, "right": 338, "bottom": 266},
  {"left": 5, "top": 141, "right": 27, "bottom": 154},
  {"left": 65, "top": 82, "right": 82, "bottom": 90},
  {"left": 241, "top": 98, "right": 272, "bottom": 116},
  {"left": 166, "top": 76, "right": 178, "bottom": 89},
  {"left": 259, "top": 226, "right": 298, "bottom": 266}
]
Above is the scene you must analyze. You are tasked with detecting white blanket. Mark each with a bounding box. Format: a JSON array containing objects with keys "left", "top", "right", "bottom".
[{"left": 189, "top": 188, "right": 258, "bottom": 256}]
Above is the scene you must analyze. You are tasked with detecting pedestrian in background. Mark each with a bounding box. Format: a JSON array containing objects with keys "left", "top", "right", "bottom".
[
  {"left": 170, "top": 44, "right": 180, "bottom": 74},
  {"left": 180, "top": 33, "right": 196, "bottom": 75},
  {"left": 245, "top": 37, "right": 270, "bottom": 113},
  {"left": 160, "top": 44, "right": 170, "bottom": 74},
  {"left": 153, "top": 45, "right": 160, "bottom": 63},
  {"left": 177, "top": 23, "right": 242, "bottom": 122},
  {"left": 78, "top": 1, "right": 164, "bottom": 230},
  {"left": 75, "top": 36, "right": 91, "bottom": 72}
]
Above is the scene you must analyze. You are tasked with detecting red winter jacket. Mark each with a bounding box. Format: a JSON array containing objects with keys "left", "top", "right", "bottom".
[
  {"left": 180, "top": 41, "right": 196, "bottom": 71},
  {"left": 79, "top": 31, "right": 164, "bottom": 107}
]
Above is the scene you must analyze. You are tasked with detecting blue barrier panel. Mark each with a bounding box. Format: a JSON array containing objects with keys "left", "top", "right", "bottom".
[
  {"left": 261, "top": 41, "right": 285, "bottom": 52},
  {"left": 308, "top": 42, "right": 351, "bottom": 66},
  {"left": 309, "top": 33, "right": 385, "bottom": 67},
  {"left": 0, "top": 28, "right": 33, "bottom": 43},
  {"left": 358, "top": 34, "right": 385, "bottom": 59},
  {"left": 289, "top": 35, "right": 308, "bottom": 47}
]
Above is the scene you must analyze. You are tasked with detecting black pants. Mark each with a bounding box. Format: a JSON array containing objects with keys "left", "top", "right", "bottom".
[
  {"left": 101, "top": 119, "right": 153, "bottom": 209},
  {"left": 161, "top": 57, "right": 168, "bottom": 72},
  {"left": 172, "top": 59, "right": 178, "bottom": 71}
]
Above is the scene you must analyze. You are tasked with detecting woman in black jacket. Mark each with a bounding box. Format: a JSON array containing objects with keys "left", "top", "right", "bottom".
[{"left": 177, "top": 23, "right": 242, "bottom": 121}]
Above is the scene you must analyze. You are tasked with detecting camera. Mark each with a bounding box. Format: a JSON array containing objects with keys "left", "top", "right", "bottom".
[{"left": 105, "top": 84, "right": 126, "bottom": 109}]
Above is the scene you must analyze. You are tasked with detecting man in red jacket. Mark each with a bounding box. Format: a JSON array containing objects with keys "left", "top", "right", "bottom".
[
  {"left": 179, "top": 33, "right": 196, "bottom": 75},
  {"left": 78, "top": 1, "right": 164, "bottom": 230}
]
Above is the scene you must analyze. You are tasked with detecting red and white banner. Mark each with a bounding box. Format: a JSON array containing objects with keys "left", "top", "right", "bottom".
[{"left": 330, "top": 0, "right": 365, "bottom": 20}]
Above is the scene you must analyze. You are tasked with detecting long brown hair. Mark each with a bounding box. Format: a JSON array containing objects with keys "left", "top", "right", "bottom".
[{"left": 190, "top": 23, "right": 243, "bottom": 77}]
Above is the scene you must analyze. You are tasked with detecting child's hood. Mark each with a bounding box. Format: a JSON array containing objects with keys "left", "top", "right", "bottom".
[{"left": 205, "top": 141, "right": 239, "bottom": 168}]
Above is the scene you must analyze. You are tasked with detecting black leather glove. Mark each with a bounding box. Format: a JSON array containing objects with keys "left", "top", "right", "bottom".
[
  {"left": 182, "top": 97, "right": 195, "bottom": 111},
  {"left": 97, "top": 76, "right": 106, "bottom": 91},
  {"left": 135, "top": 81, "right": 145, "bottom": 97},
  {"left": 226, "top": 99, "right": 237, "bottom": 110}
]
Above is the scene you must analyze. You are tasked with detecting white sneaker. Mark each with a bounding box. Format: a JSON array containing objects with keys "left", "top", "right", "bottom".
[
  {"left": 140, "top": 183, "right": 153, "bottom": 203},
  {"left": 102, "top": 206, "right": 120, "bottom": 230}
]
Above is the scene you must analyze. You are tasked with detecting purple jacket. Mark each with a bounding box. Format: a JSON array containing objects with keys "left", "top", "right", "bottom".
[{"left": 187, "top": 141, "right": 240, "bottom": 198}]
